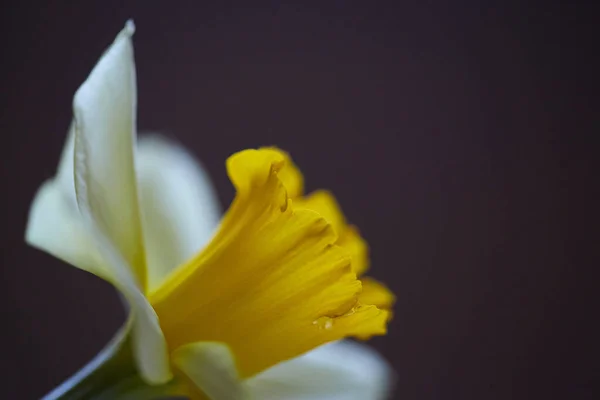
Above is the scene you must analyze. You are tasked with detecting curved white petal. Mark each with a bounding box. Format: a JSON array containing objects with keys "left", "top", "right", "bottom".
[
  {"left": 137, "top": 135, "right": 221, "bottom": 291},
  {"left": 41, "top": 317, "right": 132, "bottom": 400},
  {"left": 127, "top": 284, "right": 172, "bottom": 384},
  {"left": 72, "top": 20, "right": 146, "bottom": 288},
  {"left": 71, "top": 21, "right": 171, "bottom": 384},
  {"left": 245, "top": 341, "right": 393, "bottom": 400},
  {"left": 172, "top": 342, "right": 247, "bottom": 400}
]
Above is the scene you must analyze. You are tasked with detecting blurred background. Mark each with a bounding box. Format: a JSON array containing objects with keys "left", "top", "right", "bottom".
[{"left": 1, "top": 2, "right": 595, "bottom": 399}]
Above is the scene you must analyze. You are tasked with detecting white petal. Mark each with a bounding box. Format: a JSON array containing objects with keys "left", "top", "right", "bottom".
[
  {"left": 172, "top": 342, "right": 247, "bottom": 400},
  {"left": 245, "top": 341, "right": 393, "bottom": 400},
  {"left": 136, "top": 135, "right": 221, "bottom": 291},
  {"left": 71, "top": 21, "right": 171, "bottom": 384},
  {"left": 72, "top": 20, "right": 146, "bottom": 287}
]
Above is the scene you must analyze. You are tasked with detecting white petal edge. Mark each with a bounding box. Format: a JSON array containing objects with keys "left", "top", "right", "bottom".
[
  {"left": 55, "top": 124, "right": 77, "bottom": 206},
  {"left": 172, "top": 342, "right": 247, "bottom": 400},
  {"left": 25, "top": 179, "right": 107, "bottom": 279},
  {"left": 26, "top": 125, "right": 107, "bottom": 279},
  {"left": 41, "top": 318, "right": 132, "bottom": 400},
  {"left": 136, "top": 135, "right": 221, "bottom": 291},
  {"left": 72, "top": 19, "right": 146, "bottom": 287},
  {"left": 244, "top": 340, "right": 393, "bottom": 400}
]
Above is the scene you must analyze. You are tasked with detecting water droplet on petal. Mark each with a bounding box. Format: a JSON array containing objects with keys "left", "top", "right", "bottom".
[{"left": 312, "top": 316, "right": 334, "bottom": 330}]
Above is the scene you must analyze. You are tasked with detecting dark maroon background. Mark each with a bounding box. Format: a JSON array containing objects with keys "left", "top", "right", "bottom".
[{"left": 1, "top": 2, "right": 595, "bottom": 399}]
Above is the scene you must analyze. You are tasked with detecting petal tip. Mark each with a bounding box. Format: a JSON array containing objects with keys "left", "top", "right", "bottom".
[{"left": 124, "top": 19, "right": 136, "bottom": 35}]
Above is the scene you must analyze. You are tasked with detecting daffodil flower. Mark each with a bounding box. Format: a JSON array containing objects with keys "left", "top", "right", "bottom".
[{"left": 26, "top": 21, "right": 395, "bottom": 400}]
